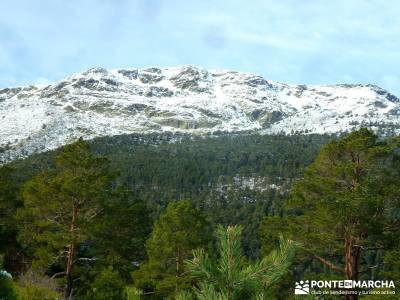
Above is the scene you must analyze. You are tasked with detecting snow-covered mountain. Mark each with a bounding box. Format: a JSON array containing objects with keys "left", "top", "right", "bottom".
[{"left": 1, "top": 65, "right": 399, "bottom": 163}]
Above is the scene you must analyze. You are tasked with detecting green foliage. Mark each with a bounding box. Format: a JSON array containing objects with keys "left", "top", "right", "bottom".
[
  {"left": 2, "top": 130, "right": 399, "bottom": 298},
  {"left": 16, "top": 139, "right": 115, "bottom": 297},
  {"left": 261, "top": 129, "right": 400, "bottom": 284},
  {"left": 73, "top": 193, "right": 152, "bottom": 298},
  {"left": 175, "top": 290, "right": 194, "bottom": 300},
  {"left": 5, "top": 138, "right": 152, "bottom": 297},
  {"left": 10, "top": 133, "right": 330, "bottom": 258},
  {"left": 1, "top": 133, "right": 337, "bottom": 296},
  {"left": 126, "top": 286, "right": 143, "bottom": 300},
  {"left": 0, "top": 166, "right": 24, "bottom": 272},
  {"left": 17, "top": 139, "right": 112, "bottom": 265},
  {"left": 16, "top": 269, "right": 61, "bottom": 300},
  {"left": 88, "top": 194, "right": 151, "bottom": 271},
  {"left": 85, "top": 266, "right": 126, "bottom": 300},
  {"left": 186, "top": 225, "right": 297, "bottom": 300},
  {"left": 380, "top": 228, "right": 400, "bottom": 297},
  {"left": 17, "top": 283, "right": 61, "bottom": 300},
  {"left": 134, "top": 200, "right": 211, "bottom": 299},
  {"left": 0, "top": 271, "right": 18, "bottom": 300}
]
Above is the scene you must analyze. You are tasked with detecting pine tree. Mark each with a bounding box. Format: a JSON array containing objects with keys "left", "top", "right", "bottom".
[
  {"left": 88, "top": 193, "right": 151, "bottom": 276},
  {"left": 17, "top": 139, "right": 114, "bottom": 299},
  {"left": 133, "top": 200, "right": 211, "bottom": 299},
  {"left": 185, "top": 225, "right": 297, "bottom": 300},
  {"left": 72, "top": 192, "right": 152, "bottom": 298},
  {"left": 85, "top": 266, "right": 125, "bottom": 300},
  {"left": 0, "top": 166, "right": 23, "bottom": 272},
  {"left": 261, "top": 129, "right": 400, "bottom": 300}
]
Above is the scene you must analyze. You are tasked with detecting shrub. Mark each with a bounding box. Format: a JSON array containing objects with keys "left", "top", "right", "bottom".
[
  {"left": 86, "top": 266, "right": 126, "bottom": 300},
  {"left": 16, "top": 269, "right": 61, "bottom": 300},
  {"left": 17, "top": 284, "right": 61, "bottom": 300},
  {"left": 0, "top": 270, "right": 18, "bottom": 300}
]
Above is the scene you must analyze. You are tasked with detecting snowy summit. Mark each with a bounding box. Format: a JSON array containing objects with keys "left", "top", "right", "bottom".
[{"left": 1, "top": 65, "right": 399, "bottom": 162}]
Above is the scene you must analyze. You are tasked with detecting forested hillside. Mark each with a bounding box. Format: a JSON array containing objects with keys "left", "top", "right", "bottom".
[
  {"left": 7, "top": 133, "right": 332, "bottom": 258},
  {"left": 1, "top": 131, "right": 399, "bottom": 299}
]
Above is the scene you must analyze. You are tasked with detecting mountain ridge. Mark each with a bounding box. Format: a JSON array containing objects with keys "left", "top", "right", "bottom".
[{"left": 1, "top": 65, "right": 399, "bottom": 163}]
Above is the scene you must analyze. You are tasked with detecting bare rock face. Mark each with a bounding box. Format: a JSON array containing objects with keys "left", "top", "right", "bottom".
[
  {"left": 1, "top": 65, "right": 399, "bottom": 163},
  {"left": 138, "top": 68, "right": 165, "bottom": 84},
  {"left": 250, "top": 109, "right": 284, "bottom": 126},
  {"left": 117, "top": 69, "right": 138, "bottom": 80},
  {"left": 144, "top": 86, "right": 173, "bottom": 97},
  {"left": 170, "top": 66, "right": 210, "bottom": 92}
]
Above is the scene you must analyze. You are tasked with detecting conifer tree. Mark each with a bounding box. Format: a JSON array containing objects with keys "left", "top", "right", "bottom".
[
  {"left": 134, "top": 200, "right": 211, "bottom": 299},
  {"left": 0, "top": 166, "right": 22, "bottom": 272},
  {"left": 261, "top": 129, "right": 400, "bottom": 300},
  {"left": 85, "top": 266, "right": 125, "bottom": 300},
  {"left": 17, "top": 139, "right": 113, "bottom": 299},
  {"left": 185, "top": 225, "right": 297, "bottom": 300}
]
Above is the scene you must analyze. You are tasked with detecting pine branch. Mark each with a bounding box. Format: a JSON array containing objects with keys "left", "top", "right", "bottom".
[
  {"left": 51, "top": 271, "right": 66, "bottom": 279},
  {"left": 311, "top": 253, "right": 345, "bottom": 274}
]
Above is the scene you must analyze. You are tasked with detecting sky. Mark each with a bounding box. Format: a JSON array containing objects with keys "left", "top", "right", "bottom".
[{"left": 1, "top": 0, "right": 399, "bottom": 95}]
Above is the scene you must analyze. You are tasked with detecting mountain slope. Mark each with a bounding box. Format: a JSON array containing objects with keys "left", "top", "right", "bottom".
[{"left": 1, "top": 65, "right": 399, "bottom": 162}]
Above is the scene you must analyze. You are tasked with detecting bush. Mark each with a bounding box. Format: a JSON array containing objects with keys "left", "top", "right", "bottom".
[
  {"left": 126, "top": 286, "right": 143, "bottom": 300},
  {"left": 86, "top": 266, "right": 126, "bottom": 300},
  {"left": 16, "top": 269, "right": 61, "bottom": 300},
  {"left": 0, "top": 270, "right": 18, "bottom": 300},
  {"left": 17, "top": 284, "right": 61, "bottom": 300}
]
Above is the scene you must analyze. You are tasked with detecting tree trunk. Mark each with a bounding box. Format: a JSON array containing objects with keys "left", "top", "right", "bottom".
[
  {"left": 344, "top": 234, "right": 361, "bottom": 300},
  {"left": 64, "top": 206, "right": 78, "bottom": 300},
  {"left": 175, "top": 248, "right": 182, "bottom": 294}
]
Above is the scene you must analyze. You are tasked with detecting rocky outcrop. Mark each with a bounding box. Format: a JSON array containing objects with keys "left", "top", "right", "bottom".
[{"left": 0, "top": 65, "right": 399, "bottom": 163}]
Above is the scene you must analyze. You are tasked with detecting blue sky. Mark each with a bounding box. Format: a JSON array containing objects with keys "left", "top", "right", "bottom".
[{"left": 1, "top": 0, "right": 399, "bottom": 95}]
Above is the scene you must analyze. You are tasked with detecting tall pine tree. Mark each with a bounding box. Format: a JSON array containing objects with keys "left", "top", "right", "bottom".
[
  {"left": 0, "top": 166, "right": 23, "bottom": 273},
  {"left": 17, "top": 139, "right": 113, "bottom": 299},
  {"left": 261, "top": 129, "right": 400, "bottom": 300},
  {"left": 134, "top": 200, "right": 211, "bottom": 299}
]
